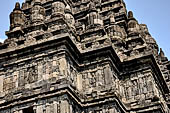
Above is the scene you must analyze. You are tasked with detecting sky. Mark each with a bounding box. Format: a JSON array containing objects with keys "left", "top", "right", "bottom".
[
  {"left": 124, "top": 0, "right": 170, "bottom": 59},
  {"left": 0, "top": 0, "right": 169, "bottom": 59}
]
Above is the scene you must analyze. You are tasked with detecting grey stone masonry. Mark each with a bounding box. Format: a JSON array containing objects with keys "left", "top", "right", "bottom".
[{"left": 0, "top": 0, "right": 169, "bottom": 113}]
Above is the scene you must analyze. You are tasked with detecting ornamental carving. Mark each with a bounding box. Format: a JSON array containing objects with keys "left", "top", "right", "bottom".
[{"left": 25, "top": 66, "right": 38, "bottom": 84}]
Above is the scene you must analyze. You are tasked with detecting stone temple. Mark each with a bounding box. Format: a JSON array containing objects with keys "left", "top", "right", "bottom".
[{"left": 0, "top": 0, "right": 170, "bottom": 112}]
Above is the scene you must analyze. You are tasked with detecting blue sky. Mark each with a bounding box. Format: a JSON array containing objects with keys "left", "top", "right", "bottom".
[
  {"left": 0, "top": 0, "right": 169, "bottom": 59},
  {"left": 124, "top": 0, "right": 170, "bottom": 59}
]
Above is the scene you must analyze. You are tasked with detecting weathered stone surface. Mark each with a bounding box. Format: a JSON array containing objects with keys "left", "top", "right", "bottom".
[
  {"left": 36, "top": 105, "right": 43, "bottom": 113},
  {"left": 0, "top": 75, "right": 3, "bottom": 92},
  {"left": 0, "top": 0, "right": 169, "bottom": 113}
]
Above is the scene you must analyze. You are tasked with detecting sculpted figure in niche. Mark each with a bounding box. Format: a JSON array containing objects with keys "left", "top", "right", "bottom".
[
  {"left": 25, "top": 66, "right": 38, "bottom": 84},
  {"left": 31, "top": 0, "right": 45, "bottom": 23}
]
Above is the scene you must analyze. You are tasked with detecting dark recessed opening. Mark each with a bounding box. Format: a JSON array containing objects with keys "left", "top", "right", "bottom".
[{"left": 23, "top": 107, "right": 34, "bottom": 113}]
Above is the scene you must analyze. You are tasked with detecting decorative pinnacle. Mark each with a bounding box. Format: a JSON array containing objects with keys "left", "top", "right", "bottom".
[
  {"left": 128, "top": 11, "right": 134, "bottom": 19},
  {"left": 65, "top": 5, "right": 72, "bottom": 13},
  {"left": 14, "top": 2, "right": 21, "bottom": 10},
  {"left": 159, "top": 48, "right": 165, "bottom": 58}
]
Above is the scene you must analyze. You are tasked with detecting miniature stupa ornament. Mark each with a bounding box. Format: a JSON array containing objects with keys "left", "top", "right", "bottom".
[
  {"left": 10, "top": 2, "right": 25, "bottom": 30},
  {"left": 65, "top": 5, "right": 75, "bottom": 28},
  {"left": 89, "top": 1, "right": 97, "bottom": 12},
  {"left": 31, "top": 0, "right": 45, "bottom": 23},
  {"left": 127, "top": 11, "right": 140, "bottom": 35},
  {"left": 159, "top": 48, "right": 165, "bottom": 58},
  {"left": 52, "top": 0, "right": 66, "bottom": 17},
  {"left": 128, "top": 11, "right": 134, "bottom": 19}
]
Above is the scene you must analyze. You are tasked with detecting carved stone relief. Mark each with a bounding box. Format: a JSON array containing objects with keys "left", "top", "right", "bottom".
[
  {"left": 3, "top": 75, "right": 16, "bottom": 92},
  {"left": 82, "top": 64, "right": 115, "bottom": 94},
  {"left": 24, "top": 34, "right": 36, "bottom": 45},
  {"left": 25, "top": 66, "right": 38, "bottom": 84},
  {"left": 121, "top": 72, "right": 156, "bottom": 103}
]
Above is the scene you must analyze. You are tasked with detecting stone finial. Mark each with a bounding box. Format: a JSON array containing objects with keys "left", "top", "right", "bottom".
[
  {"left": 14, "top": 2, "right": 21, "bottom": 10},
  {"left": 31, "top": 0, "right": 45, "bottom": 23},
  {"left": 140, "top": 24, "right": 149, "bottom": 34},
  {"left": 127, "top": 11, "right": 140, "bottom": 35},
  {"left": 128, "top": 11, "right": 134, "bottom": 19},
  {"left": 159, "top": 48, "right": 165, "bottom": 58},
  {"left": 65, "top": 5, "right": 72, "bottom": 14},
  {"left": 89, "top": 1, "right": 97, "bottom": 13},
  {"left": 10, "top": 2, "right": 25, "bottom": 30},
  {"left": 52, "top": 1, "right": 66, "bottom": 17}
]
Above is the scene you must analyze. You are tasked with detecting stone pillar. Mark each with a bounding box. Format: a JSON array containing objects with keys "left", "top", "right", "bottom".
[
  {"left": 13, "top": 71, "right": 19, "bottom": 88},
  {"left": 53, "top": 101, "right": 59, "bottom": 113},
  {"left": 102, "top": 109, "right": 106, "bottom": 113},
  {"left": 104, "top": 65, "right": 112, "bottom": 85},
  {"left": 42, "top": 62, "right": 47, "bottom": 80},
  {"left": 77, "top": 74, "right": 82, "bottom": 91},
  {"left": 0, "top": 75, "right": 4, "bottom": 92},
  {"left": 46, "top": 61, "right": 50, "bottom": 80},
  {"left": 60, "top": 100, "right": 70, "bottom": 113},
  {"left": 36, "top": 105, "right": 43, "bottom": 113},
  {"left": 109, "top": 108, "right": 117, "bottom": 113},
  {"left": 18, "top": 110, "right": 23, "bottom": 113},
  {"left": 59, "top": 58, "right": 67, "bottom": 77},
  {"left": 70, "top": 105, "right": 73, "bottom": 113},
  {"left": 109, "top": 108, "right": 114, "bottom": 113},
  {"left": 46, "top": 103, "right": 51, "bottom": 113},
  {"left": 19, "top": 70, "right": 25, "bottom": 87},
  {"left": 53, "top": 59, "right": 59, "bottom": 78},
  {"left": 38, "top": 62, "right": 43, "bottom": 81}
]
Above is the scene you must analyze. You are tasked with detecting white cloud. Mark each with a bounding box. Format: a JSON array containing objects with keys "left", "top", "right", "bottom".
[{"left": 0, "top": 38, "right": 5, "bottom": 43}]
